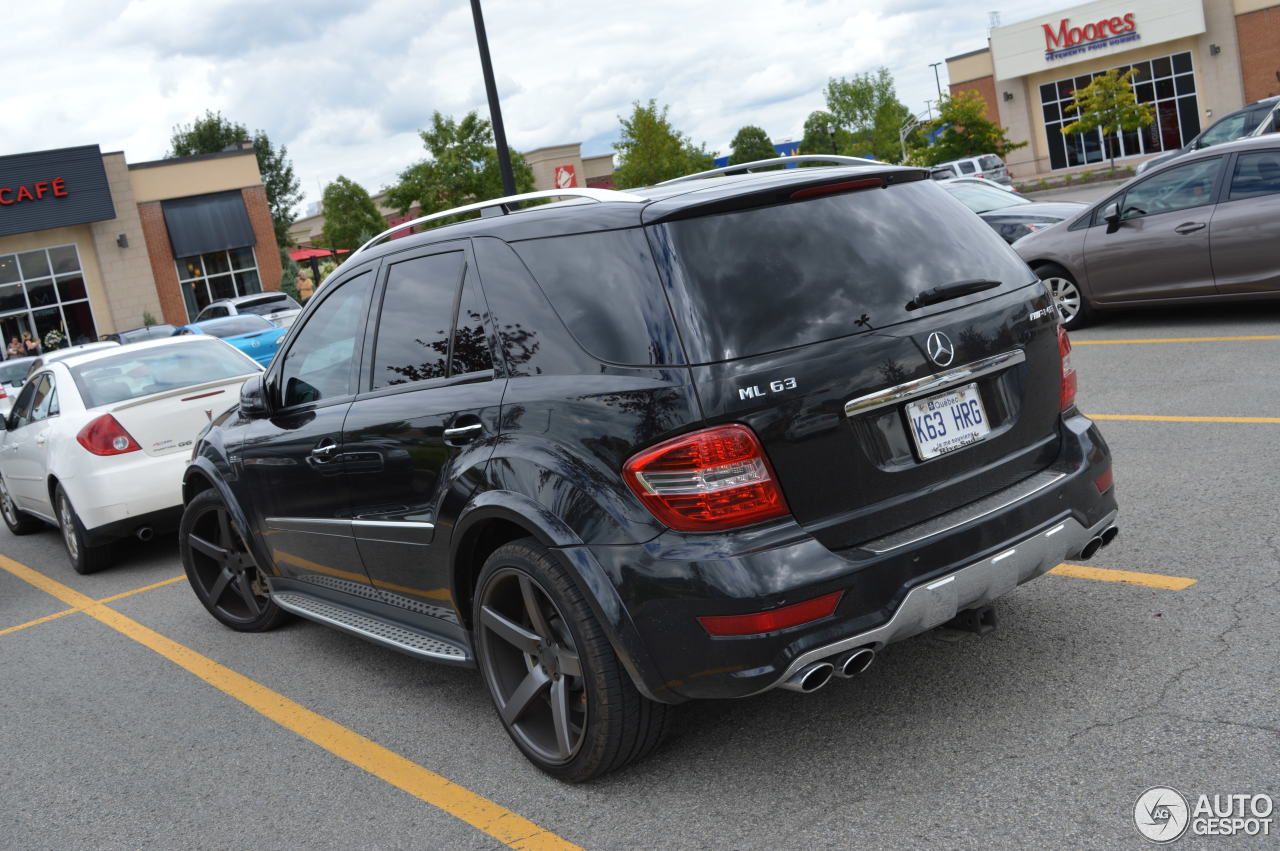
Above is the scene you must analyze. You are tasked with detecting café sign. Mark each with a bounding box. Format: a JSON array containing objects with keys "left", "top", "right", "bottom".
[{"left": 0, "top": 145, "right": 115, "bottom": 238}]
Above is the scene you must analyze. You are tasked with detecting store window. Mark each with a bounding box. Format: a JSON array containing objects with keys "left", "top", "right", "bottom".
[
  {"left": 0, "top": 243, "right": 98, "bottom": 355},
  {"left": 175, "top": 247, "right": 262, "bottom": 320},
  {"left": 1041, "top": 52, "right": 1200, "bottom": 170}
]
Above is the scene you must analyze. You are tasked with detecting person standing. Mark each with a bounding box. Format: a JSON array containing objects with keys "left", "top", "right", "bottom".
[
  {"left": 21, "top": 331, "right": 40, "bottom": 355},
  {"left": 6, "top": 337, "right": 20, "bottom": 358}
]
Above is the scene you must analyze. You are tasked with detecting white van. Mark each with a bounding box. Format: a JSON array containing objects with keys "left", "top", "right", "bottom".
[{"left": 930, "top": 154, "right": 1012, "bottom": 186}]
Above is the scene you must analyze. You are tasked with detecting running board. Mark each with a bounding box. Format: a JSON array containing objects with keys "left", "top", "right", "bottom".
[{"left": 272, "top": 591, "right": 472, "bottom": 665}]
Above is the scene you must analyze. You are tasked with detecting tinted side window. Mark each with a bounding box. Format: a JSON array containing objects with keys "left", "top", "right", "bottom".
[
  {"left": 31, "top": 375, "right": 57, "bottom": 421},
  {"left": 512, "top": 229, "right": 683, "bottom": 365},
  {"left": 371, "top": 252, "right": 464, "bottom": 389},
  {"left": 1228, "top": 151, "right": 1280, "bottom": 200},
  {"left": 450, "top": 272, "right": 494, "bottom": 376},
  {"left": 8, "top": 378, "right": 39, "bottom": 428},
  {"left": 1120, "top": 158, "right": 1221, "bottom": 220},
  {"left": 279, "top": 272, "right": 373, "bottom": 407},
  {"left": 958, "top": 160, "right": 977, "bottom": 174}
]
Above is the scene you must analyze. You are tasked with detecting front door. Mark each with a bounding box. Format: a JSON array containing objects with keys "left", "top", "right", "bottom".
[
  {"left": 3, "top": 373, "right": 57, "bottom": 514},
  {"left": 237, "top": 269, "right": 376, "bottom": 590},
  {"left": 342, "top": 247, "right": 504, "bottom": 613},
  {"left": 1208, "top": 149, "right": 1280, "bottom": 295},
  {"left": 1083, "top": 156, "right": 1223, "bottom": 304}
]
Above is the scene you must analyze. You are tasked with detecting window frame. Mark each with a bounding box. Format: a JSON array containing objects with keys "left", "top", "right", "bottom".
[
  {"left": 1224, "top": 149, "right": 1280, "bottom": 202},
  {"left": 1113, "top": 155, "right": 1226, "bottom": 222}
]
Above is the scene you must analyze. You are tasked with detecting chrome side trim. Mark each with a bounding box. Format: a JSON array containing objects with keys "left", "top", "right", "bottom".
[
  {"left": 756, "top": 510, "right": 1117, "bottom": 697},
  {"left": 351, "top": 518, "right": 435, "bottom": 546},
  {"left": 265, "top": 517, "right": 352, "bottom": 535},
  {"left": 351, "top": 519, "right": 436, "bottom": 531},
  {"left": 844, "top": 349, "right": 1026, "bottom": 418}
]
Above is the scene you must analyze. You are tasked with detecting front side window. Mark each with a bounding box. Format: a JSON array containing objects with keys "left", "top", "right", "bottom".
[
  {"left": 279, "top": 272, "right": 373, "bottom": 407},
  {"left": 1228, "top": 151, "right": 1280, "bottom": 201},
  {"left": 176, "top": 249, "right": 262, "bottom": 321},
  {"left": 1196, "top": 112, "right": 1252, "bottom": 149},
  {"left": 1119, "top": 157, "right": 1221, "bottom": 220}
]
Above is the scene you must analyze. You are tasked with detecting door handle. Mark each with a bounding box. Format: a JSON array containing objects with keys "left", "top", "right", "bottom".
[
  {"left": 35, "top": 435, "right": 46, "bottom": 446},
  {"left": 443, "top": 422, "right": 484, "bottom": 444},
  {"left": 310, "top": 440, "right": 339, "bottom": 461},
  {"left": 1174, "top": 222, "right": 1206, "bottom": 234}
]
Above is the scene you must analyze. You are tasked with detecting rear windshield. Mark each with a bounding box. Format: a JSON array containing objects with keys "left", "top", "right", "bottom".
[
  {"left": 236, "top": 294, "right": 298, "bottom": 315},
  {"left": 199, "top": 316, "right": 273, "bottom": 338},
  {"left": 655, "top": 180, "right": 1036, "bottom": 362},
  {"left": 979, "top": 155, "right": 1004, "bottom": 170},
  {"left": 944, "top": 182, "right": 1030, "bottom": 213},
  {"left": 71, "top": 341, "right": 258, "bottom": 408},
  {"left": 0, "top": 360, "right": 32, "bottom": 384}
]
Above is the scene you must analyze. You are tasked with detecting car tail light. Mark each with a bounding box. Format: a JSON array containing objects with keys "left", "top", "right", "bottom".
[
  {"left": 1058, "top": 326, "right": 1078, "bottom": 412},
  {"left": 623, "top": 424, "right": 789, "bottom": 532},
  {"left": 698, "top": 590, "right": 844, "bottom": 637},
  {"left": 974, "top": 172, "right": 985, "bottom": 178},
  {"left": 0, "top": 388, "right": 6, "bottom": 399},
  {"left": 1094, "top": 467, "right": 1114, "bottom": 493},
  {"left": 76, "top": 414, "right": 141, "bottom": 456},
  {"left": 789, "top": 177, "right": 884, "bottom": 200}
]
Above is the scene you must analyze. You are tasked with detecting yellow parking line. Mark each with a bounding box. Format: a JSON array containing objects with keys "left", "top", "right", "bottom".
[
  {"left": 1087, "top": 414, "right": 1280, "bottom": 424},
  {"left": 97, "top": 575, "right": 186, "bottom": 604},
  {"left": 1048, "top": 563, "right": 1197, "bottom": 590},
  {"left": 1075, "top": 335, "right": 1280, "bottom": 345},
  {"left": 0, "top": 554, "right": 580, "bottom": 851},
  {"left": 0, "top": 607, "right": 78, "bottom": 637}
]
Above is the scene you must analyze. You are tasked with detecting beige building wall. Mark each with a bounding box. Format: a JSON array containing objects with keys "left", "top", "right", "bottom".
[
  {"left": 525, "top": 144, "right": 585, "bottom": 191},
  {"left": 88, "top": 152, "right": 161, "bottom": 334},
  {"left": 948, "top": 49, "right": 996, "bottom": 85},
  {"left": 0, "top": 224, "right": 113, "bottom": 336},
  {"left": 129, "top": 150, "right": 263, "bottom": 204}
]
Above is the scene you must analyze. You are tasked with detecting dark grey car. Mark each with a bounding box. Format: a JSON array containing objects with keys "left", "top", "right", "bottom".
[{"left": 1015, "top": 135, "right": 1280, "bottom": 329}]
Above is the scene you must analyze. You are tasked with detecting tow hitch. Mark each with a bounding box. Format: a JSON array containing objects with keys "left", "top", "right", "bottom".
[{"left": 945, "top": 604, "right": 998, "bottom": 636}]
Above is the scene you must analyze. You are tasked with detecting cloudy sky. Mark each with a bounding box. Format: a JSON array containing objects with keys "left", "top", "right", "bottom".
[{"left": 5, "top": 0, "right": 1070, "bottom": 214}]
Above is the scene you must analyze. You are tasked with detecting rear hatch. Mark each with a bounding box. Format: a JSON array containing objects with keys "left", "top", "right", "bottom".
[{"left": 646, "top": 173, "right": 1064, "bottom": 551}]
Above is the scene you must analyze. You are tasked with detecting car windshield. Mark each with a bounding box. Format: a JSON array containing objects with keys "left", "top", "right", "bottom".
[
  {"left": 70, "top": 341, "right": 259, "bottom": 409},
  {"left": 941, "top": 182, "right": 1031, "bottom": 213},
  {"left": 200, "top": 316, "right": 274, "bottom": 338},
  {"left": 0, "top": 360, "right": 32, "bottom": 384},
  {"left": 236, "top": 294, "right": 298, "bottom": 315}
]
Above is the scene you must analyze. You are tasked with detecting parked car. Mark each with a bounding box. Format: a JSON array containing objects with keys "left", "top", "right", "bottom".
[
  {"left": 1137, "top": 95, "right": 1280, "bottom": 174},
  {"left": 102, "top": 324, "right": 177, "bottom": 345},
  {"left": 930, "top": 154, "right": 1012, "bottom": 186},
  {"left": 24, "top": 341, "right": 121, "bottom": 377},
  {"left": 179, "top": 159, "right": 1117, "bottom": 781},
  {"left": 1017, "top": 135, "right": 1280, "bottom": 329},
  {"left": 194, "top": 292, "right": 302, "bottom": 326},
  {"left": 938, "top": 180, "right": 1086, "bottom": 243},
  {"left": 942, "top": 175, "right": 1020, "bottom": 193},
  {"left": 0, "top": 337, "right": 262, "bottom": 573},
  {"left": 0, "top": 356, "right": 35, "bottom": 416},
  {"left": 172, "top": 315, "right": 288, "bottom": 368}
]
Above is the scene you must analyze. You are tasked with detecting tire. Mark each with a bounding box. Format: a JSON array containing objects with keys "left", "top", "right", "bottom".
[
  {"left": 1037, "top": 263, "right": 1095, "bottom": 331},
  {"left": 0, "top": 476, "right": 42, "bottom": 535},
  {"left": 473, "top": 538, "right": 671, "bottom": 782},
  {"left": 55, "top": 485, "right": 113, "bottom": 575},
  {"left": 180, "top": 489, "right": 288, "bottom": 632}
]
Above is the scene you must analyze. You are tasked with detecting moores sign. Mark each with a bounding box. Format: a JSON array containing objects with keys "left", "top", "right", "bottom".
[
  {"left": 1043, "top": 13, "right": 1140, "bottom": 61},
  {"left": 0, "top": 145, "right": 115, "bottom": 238}
]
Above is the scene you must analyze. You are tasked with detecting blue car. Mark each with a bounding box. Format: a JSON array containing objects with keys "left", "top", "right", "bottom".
[{"left": 172, "top": 315, "right": 288, "bottom": 368}]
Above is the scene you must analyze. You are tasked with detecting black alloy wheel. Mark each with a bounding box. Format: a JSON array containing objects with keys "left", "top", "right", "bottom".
[
  {"left": 181, "top": 490, "right": 286, "bottom": 632},
  {"left": 474, "top": 539, "right": 670, "bottom": 782}
]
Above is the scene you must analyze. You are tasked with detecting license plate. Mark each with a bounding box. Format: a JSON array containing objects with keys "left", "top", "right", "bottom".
[{"left": 905, "top": 383, "right": 991, "bottom": 460}]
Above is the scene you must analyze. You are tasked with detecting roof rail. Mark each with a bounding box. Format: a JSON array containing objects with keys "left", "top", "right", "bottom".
[
  {"left": 656, "top": 155, "right": 881, "bottom": 186},
  {"left": 347, "top": 187, "right": 648, "bottom": 262}
]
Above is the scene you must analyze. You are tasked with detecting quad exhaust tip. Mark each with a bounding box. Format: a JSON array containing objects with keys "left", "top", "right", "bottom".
[
  {"left": 834, "top": 648, "right": 875, "bottom": 678},
  {"left": 779, "top": 661, "right": 835, "bottom": 693},
  {"left": 1078, "top": 525, "right": 1119, "bottom": 560}
]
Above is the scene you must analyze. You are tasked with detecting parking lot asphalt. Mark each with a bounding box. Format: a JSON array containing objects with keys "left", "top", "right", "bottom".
[{"left": 2, "top": 304, "right": 1278, "bottom": 849}]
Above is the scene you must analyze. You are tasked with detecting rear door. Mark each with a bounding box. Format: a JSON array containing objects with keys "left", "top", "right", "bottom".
[
  {"left": 341, "top": 242, "right": 504, "bottom": 606},
  {"left": 650, "top": 177, "right": 1063, "bottom": 551},
  {"left": 1207, "top": 149, "right": 1280, "bottom": 295}
]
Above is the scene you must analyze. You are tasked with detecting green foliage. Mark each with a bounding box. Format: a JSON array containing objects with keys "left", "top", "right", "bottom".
[
  {"left": 168, "top": 110, "right": 303, "bottom": 248},
  {"left": 321, "top": 176, "right": 387, "bottom": 252},
  {"left": 924, "top": 92, "right": 1027, "bottom": 165},
  {"left": 612, "top": 100, "right": 715, "bottom": 188},
  {"left": 384, "top": 111, "right": 534, "bottom": 223},
  {"left": 728, "top": 125, "right": 778, "bottom": 167},
  {"left": 824, "top": 69, "right": 920, "bottom": 162},
  {"left": 141, "top": 310, "right": 157, "bottom": 327},
  {"left": 1062, "top": 69, "right": 1154, "bottom": 170},
  {"left": 279, "top": 249, "right": 302, "bottom": 303}
]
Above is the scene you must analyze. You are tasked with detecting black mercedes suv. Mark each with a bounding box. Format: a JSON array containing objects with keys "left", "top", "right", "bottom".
[{"left": 180, "top": 156, "right": 1118, "bottom": 781}]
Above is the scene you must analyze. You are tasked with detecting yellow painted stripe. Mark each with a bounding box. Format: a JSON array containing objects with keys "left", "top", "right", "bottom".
[
  {"left": 1087, "top": 414, "right": 1280, "bottom": 424},
  {"left": 97, "top": 574, "right": 187, "bottom": 604},
  {"left": 1075, "top": 335, "right": 1280, "bottom": 345},
  {"left": 0, "top": 607, "right": 78, "bottom": 637},
  {"left": 1048, "top": 563, "right": 1197, "bottom": 590},
  {"left": 0, "top": 554, "right": 579, "bottom": 851}
]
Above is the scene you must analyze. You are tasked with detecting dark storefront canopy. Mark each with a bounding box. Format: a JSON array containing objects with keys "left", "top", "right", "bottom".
[{"left": 162, "top": 190, "right": 254, "bottom": 259}]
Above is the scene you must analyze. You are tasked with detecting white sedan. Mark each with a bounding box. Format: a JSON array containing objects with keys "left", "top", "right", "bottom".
[{"left": 0, "top": 337, "right": 261, "bottom": 574}]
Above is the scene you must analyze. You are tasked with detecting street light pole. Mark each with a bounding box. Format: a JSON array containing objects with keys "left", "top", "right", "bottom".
[
  {"left": 929, "top": 62, "right": 944, "bottom": 99},
  {"left": 470, "top": 0, "right": 516, "bottom": 197}
]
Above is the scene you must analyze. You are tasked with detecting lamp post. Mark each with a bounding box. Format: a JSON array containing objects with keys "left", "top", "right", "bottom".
[
  {"left": 470, "top": 0, "right": 517, "bottom": 197},
  {"left": 825, "top": 122, "right": 837, "bottom": 154},
  {"left": 929, "top": 62, "right": 944, "bottom": 99}
]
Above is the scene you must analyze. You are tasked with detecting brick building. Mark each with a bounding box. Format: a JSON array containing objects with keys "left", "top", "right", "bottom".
[
  {"left": 0, "top": 143, "right": 282, "bottom": 349},
  {"left": 946, "top": 0, "right": 1280, "bottom": 178}
]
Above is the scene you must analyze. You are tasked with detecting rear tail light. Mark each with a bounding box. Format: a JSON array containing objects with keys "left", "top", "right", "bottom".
[
  {"left": 623, "top": 424, "right": 789, "bottom": 532},
  {"left": 698, "top": 590, "right": 844, "bottom": 637},
  {"left": 0, "top": 388, "right": 6, "bottom": 399},
  {"left": 1058, "top": 326, "right": 1078, "bottom": 412},
  {"left": 1094, "top": 467, "right": 1114, "bottom": 493},
  {"left": 76, "top": 414, "right": 141, "bottom": 456}
]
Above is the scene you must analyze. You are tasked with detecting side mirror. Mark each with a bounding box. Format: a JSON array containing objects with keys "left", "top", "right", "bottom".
[
  {"left": 239, "top": 374, "right": 270, "bottom": 419},
  {"left": 1103, "top": 202, "right": 1121, "bottom": 226}
]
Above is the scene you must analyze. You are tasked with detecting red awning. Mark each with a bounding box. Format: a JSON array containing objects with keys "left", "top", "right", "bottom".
[{"left": 289, "top": 247, "right": 350, "bottom": 261}]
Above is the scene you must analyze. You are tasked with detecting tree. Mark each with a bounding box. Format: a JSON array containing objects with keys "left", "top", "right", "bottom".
[
  {"left": 384, "top": 111, "right": 534, "bottom": 223},
  {"left": 728, "top": 125, "right": 778, "bottom": 166},
  {"left": 612, "top": 100, "right": 714, "bottom": 188},
  {"left": 1062, "top": 68, "right": 1154, "bottom": 172},
  {"left": 168, "top": 110, "right": 303, "bottom": 249},
  {"left": 800, "top": 110, "right": 858, "bottom": 163},
  {"left": 824, "top": 69, "right": 920, "bottom": 162},
  {"left": 321, "top": 176, "right": 387, "bottom": 252},
  {"left": 924, "top": 91, "right": 1027, "bottom": 165}
]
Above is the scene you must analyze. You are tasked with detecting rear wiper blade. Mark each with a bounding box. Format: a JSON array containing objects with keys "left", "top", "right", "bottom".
[{"left": 906, "top": 279, "right": 1002, "bottom": 310}]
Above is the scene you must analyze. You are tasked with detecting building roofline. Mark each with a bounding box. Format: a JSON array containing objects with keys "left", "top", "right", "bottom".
[
  {"left": 946, "top": 46, "right": 991, "bottom": 62},
  {"left": 127, "top": 146, "right": 257, "bottom": 170}
]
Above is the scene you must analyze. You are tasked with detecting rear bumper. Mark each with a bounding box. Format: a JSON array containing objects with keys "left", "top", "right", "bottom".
[
  {"left": 587, "top": 412, "right": 1116, "bottom": 702},
  {"left": 60, "top": 450, "right": 187, "bottom": 536}
]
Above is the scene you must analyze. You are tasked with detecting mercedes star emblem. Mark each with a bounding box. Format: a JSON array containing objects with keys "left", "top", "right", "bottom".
[{"left": 926, "top": 332, "right": 955, "bottom": 367}]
